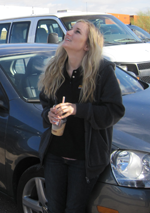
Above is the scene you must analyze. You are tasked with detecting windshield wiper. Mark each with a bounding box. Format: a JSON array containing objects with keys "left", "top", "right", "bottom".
[
  {"left": 143, "top": 38, "right": 150, "bottom": 42},
  {"left": 122, "top": 92, "right": 135, "bottom": 96},
  {"left": 26, "top": 98, "right": 40, "bottom": 103},
  {"left": 114, "top": 38, "right": 142, "bottom": 43},
  {"left": 104, "top": 41, "right": 121, "bottom": 45}
]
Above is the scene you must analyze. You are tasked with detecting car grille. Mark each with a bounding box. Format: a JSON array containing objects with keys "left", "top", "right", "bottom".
[
  {"left": 117, "top": 62, "right": 150, "bottom": 83},
  {"left": 137, "top": 62, "right": 150, "bottom": 83},
  {"left": 138, "top": 63, "right": 150, "bottom": 70},
  {"left": 140, "top": 76, "right": 150, "bottom": 83}
]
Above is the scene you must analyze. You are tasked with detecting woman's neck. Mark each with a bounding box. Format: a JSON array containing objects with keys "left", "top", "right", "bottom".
[{"left": 66, "top": 55, "right": 83, "bottom": 77}]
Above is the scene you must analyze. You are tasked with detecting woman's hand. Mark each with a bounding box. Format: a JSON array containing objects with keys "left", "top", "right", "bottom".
[
  {"left": 47, "top": 107, "right": 60, "bottom": 124},
  {"left": 53, "top": 103, "right": 76, "bottom": 119},
  {"left": 47, "top": 103, "right": 76, "bottom": 124}
]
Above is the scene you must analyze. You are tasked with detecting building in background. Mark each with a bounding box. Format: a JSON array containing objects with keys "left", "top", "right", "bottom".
[
  {"left": 0, "top": 5, "right": 49, "bottom": 19},
  {"left": 109, "top": 13, "right": 139, "bottom": 25},
  {"left": 108, "top": 13, "right": 131, "bottom": 24}
]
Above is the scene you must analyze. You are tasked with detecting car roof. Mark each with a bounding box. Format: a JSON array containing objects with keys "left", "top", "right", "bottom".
[
  {"left": 0, "top": 11, "right": 108, "bottom": 21},
  {"left": 52, "top": 11, "right": 107, "bottom": 18},
  {"left": 0, "top": 43, "right": 58, "bottom": 57},
  {"left": 127, "top": 25, "right": 138, "bottom": 28}
]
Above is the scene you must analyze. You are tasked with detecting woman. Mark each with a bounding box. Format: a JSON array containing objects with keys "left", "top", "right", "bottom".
[{"left": 38, "top": 19, "right": 125, "bottom": 213}]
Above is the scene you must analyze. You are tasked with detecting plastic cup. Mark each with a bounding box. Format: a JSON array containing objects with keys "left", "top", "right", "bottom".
[
  {"left": 51, "top": 118, "right": 67, "bottom": 136},
  {"left": 51, "top": 96, "right": 66, "bottom": 136}
]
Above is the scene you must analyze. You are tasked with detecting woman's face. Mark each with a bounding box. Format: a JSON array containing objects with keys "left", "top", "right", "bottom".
[{"left": 62, "top": 22, "right": 89, "bottom": 54}]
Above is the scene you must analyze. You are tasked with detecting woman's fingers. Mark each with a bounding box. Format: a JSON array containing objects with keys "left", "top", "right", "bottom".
[
  {"left": 48, "top": 103, "right": 76, "bottom": 123},
  {"left": 54, "top": 103, "right": 76, "bottom": 118},
  {"left": 48, "top": 108, "right": 60, "bottom": 124}
]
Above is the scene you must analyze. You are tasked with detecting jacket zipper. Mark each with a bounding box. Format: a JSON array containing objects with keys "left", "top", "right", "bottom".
[{"left": 85, "top": 122, "right": 92, "bottom": 184}]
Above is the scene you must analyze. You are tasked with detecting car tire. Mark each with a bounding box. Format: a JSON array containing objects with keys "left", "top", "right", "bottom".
[{"left": 17, "top": 165, "right": 48, "bottom": 213}]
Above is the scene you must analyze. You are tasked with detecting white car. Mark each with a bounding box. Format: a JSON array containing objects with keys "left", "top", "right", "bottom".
[{"left": 0, "top": 12, "right": 150, "bottom": 82}]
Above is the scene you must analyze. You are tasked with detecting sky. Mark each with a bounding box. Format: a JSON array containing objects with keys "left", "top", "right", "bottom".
[{"left": 0, "top": 0, "right": 150, "bottom": 19}]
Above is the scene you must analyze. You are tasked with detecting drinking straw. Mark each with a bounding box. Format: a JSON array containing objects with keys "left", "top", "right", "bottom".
[{"left": 62, "top": 96, "right": 65, "bottom": 103}]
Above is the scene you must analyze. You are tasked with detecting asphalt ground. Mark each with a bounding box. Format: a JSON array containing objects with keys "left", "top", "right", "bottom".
[{"left": 0, "top": 193, "right": 19, "bottom": 213}]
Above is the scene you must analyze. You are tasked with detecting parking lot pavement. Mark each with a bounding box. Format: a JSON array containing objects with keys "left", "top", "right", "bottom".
[{"left": 0, "top": 193, "right": 19, "bottom": 213}]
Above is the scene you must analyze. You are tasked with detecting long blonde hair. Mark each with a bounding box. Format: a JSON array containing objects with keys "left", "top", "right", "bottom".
[{"left": 38, "top": 19, "right": 104, "bottom": 102}]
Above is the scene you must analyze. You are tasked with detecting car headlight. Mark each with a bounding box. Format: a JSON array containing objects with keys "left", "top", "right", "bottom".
[{"left": 110, "top": 150, "right": 150, "bottom": 188}]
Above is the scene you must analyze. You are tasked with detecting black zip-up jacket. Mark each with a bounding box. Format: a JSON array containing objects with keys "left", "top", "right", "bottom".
[{"left": 38, "top": 59, "right": 125, "bottom": 181}]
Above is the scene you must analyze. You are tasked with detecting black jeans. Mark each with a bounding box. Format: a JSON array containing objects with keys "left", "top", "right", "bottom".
[{"left": 44, "top": 153, "right": 98, "bottom": 213}]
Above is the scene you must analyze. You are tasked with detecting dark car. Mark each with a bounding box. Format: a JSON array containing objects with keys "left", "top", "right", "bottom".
[
  {"left": 0, "top": 43, "right": 150, "bottom": 213},
  {"left": 127, "top": 24, "right": 150, "bottom": 43}
]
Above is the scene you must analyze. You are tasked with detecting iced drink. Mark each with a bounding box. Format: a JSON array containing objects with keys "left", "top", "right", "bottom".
[
  {"left": 51, "top": 96, "right": 66, "bottom": 136},
  {"left": 51, "top": 119, "right": 66, "bottom": 136}
]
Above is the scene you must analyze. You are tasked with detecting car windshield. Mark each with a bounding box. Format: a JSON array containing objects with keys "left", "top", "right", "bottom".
[
  {"left": 115, "top": 66, "right": 144, "bottom": 95},
  {"left": 60, "top": 15, "right": 141, "bottom": 45},
  {"left": 128, "top": 25, "right": 150, "bottom": 41},
  {"left": 0, "top": 52, "right": 144, "bottom": 102}
]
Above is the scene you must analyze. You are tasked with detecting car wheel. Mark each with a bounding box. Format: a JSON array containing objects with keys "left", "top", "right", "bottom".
[{"left": 17, "top": 165, "right": 48, "bottom": 213}]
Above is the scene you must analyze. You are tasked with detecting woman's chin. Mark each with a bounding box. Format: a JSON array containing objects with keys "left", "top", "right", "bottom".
[{"left": 62, "top": 44, "right": 72, "bottom": 52}]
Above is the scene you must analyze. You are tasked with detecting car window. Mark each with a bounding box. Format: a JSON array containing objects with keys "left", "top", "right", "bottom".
[
  {"left": 14, "top": 59, "right": 26, "bottom": 74},
  {"left": 35, "top": 19, "right": 64, "bottom": 43},
  {"left": 9, "top": 22, "right": 30, "bottom": 43},
  {"left": 60, "top": 15, "right": 141, "bottom": 45},
  {"left": 115, "top": 67, "right": 144, "bottom": 95},
  {"left": 0, "top": 23, "right": 10, "bottom": 44},
  {"left": 132, "top": 29, "right": 146, "bottom": 40},
  {"left": 128, "top": 26, "right": 150, "bottom": 41},
  {"left": 130, "top": 26, "right": 150, "bottom": 39},
  {"left": 0, "top": 51, "right": 55, "bottom": 101},
  {"left": 0, "top": 83, "right": 9, "bottom": 111}
]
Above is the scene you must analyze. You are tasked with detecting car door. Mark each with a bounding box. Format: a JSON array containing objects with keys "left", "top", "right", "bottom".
[{"left": 0, "top": 80, "right": 9, "bottom": 192}]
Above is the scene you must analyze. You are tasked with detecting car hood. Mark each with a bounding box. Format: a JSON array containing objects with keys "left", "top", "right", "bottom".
[
  {"left": 103, "top": 43, "right": 150, "bottom": 63},
  {"left": 34, "top": 87, "right": 150, "bottom": 153},
  {"left": 113, "top": 86, "right": 150, "bottom": 152}
]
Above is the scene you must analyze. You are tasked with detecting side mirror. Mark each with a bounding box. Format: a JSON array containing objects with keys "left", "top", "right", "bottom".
[{"left": 47, "top": 33, "right": 59, "bottom": 44}]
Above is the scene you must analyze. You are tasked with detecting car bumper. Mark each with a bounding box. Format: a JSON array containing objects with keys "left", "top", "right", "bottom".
[{"left": 88, "top": 182, "right": 150, "bottom": 213}]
